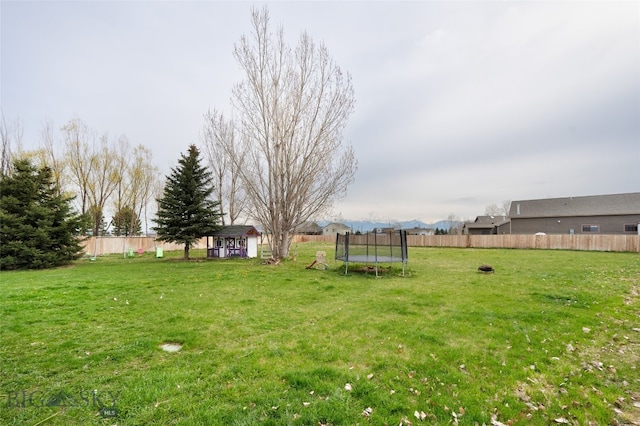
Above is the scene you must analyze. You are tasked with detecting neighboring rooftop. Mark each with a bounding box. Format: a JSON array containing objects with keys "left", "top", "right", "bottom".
[
  {"left": 510, "top": 193, "right": 640, "bottom": 218},
  {"left": 464, "top": 215, "right": 510, "bottom": 230}
]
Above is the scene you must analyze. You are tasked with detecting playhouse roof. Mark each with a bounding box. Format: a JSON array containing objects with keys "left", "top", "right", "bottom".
[{"left": 209, "top": 225, "right": 260, "bottom": 237}]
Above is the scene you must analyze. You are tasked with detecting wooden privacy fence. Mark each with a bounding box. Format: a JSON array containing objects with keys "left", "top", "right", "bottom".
[
  {"left": 82, "top": 236, "right": 208, "bottom": 257},
  {"left": 293, "top": 234, "right": 640, "bottom": 253},
  {"left": 83, "top": 234, "right": 639, "bottom": 256}
]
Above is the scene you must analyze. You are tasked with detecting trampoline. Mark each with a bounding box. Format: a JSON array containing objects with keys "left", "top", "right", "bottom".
[{"left": 335, "top": 230, "right": 408, "bottom": 276}]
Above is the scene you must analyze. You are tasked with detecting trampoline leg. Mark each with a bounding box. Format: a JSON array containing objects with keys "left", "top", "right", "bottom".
[{"left": 344, "top": 261, "right": 348, "bottom": 275}]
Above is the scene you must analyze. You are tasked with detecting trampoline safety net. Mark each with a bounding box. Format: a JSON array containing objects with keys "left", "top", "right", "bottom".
[{"left": 335, "top": 230, "right": 408, "bottom": 276}]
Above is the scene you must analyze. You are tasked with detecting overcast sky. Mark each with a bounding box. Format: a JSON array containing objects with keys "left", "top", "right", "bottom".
[{"left": 2, "top": 1, "right": 639, "bottom": 223}]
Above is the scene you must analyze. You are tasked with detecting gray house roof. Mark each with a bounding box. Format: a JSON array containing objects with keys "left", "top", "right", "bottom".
[
  {"left": 323, "top": 222, "right": 350, "bottom": 231},
  {"left": 463, "top": 216, "right": 509, "bottom": 230},
  {"left": 510, "top": 193, "right": 640, "bottom": 218},
  {"left": 296, "top": 222, "right": 322, "bottom": 234},
  {"left": 404, "top": 227, "right": 433, "bottom": 235}
]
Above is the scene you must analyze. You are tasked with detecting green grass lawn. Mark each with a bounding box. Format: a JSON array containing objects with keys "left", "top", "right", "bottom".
[{"left": 1, "top": 244, "right": 639, "bottom": 425}]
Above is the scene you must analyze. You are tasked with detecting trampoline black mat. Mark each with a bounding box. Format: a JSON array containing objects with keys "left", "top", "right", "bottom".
[{"left": 335, "top": 255, "right": 406, "bottom": 263}]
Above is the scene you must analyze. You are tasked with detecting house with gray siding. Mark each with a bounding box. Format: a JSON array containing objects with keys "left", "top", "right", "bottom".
[{"left": 509, "top": 193, "right": 640, "bottom": 235}]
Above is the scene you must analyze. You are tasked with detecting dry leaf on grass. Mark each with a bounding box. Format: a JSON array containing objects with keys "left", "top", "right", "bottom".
[
  {"left": 414, "top": 410, "right": 426, "bottom": 421},
  {"left": 490, "top": 414, "right": 507, "bottom": 426}
]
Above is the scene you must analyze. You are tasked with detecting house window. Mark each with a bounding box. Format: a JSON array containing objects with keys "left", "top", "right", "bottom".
[
  {"left": 582, "top": 224, "right": 599, "bottom": 233},
  {"left": 624, "top": 224, "right": 638, "bottom": 233}
]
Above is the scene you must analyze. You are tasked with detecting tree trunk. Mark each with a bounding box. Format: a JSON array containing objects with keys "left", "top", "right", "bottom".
[
  {"left": 277, "top": 230, "right": 292, "bottom": 259},
  {"left": 183, "top": 244, "right": 190, "bottom": 260}
]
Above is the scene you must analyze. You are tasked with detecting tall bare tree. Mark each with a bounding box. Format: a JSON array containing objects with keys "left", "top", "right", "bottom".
[
  {"left": 6, "top": 116, "right": 159, "bottom": 236},
  {"left": 0, "top": 113, "right": 23, "bottom": 178},
  {"left": 86, "top": 134, "right": 124, "bottom": 236},
  {"left": 0, "top": 113, "right": 12, "bottom": 178},
  {"left": 126, "top": 145, "right": 158, "bottom": 234},
  {"left": 62, "top": 118, "right": 93, "bottom": 215},
  {"left": 40, "top": 120, "right": 65, "bottom": 195},
  {"left": 485, "top": 202, "right": 511, "bottom": 217},
  {"left": 110, "top": 135, "right": 132, "bottom": 219},
  {"left": 502, "top": 200, "right": 512, "bottom": 217},
  {"left": 485, "top": 204, "right": 503, "bottom": 216},
  {"left": 230, "top": 7, "right": 357, "bottom": 258},
  {"left": 62, "top": 118, "right": 126, "bottom": 235},
  {"left": 447, "top": 213, "right": 462, "bottom": 235},
  {"left": 201, "top": 109, "right": 247, "bottom": 226},
  {"left": 107, "top": 140, "right": 159, "bottom": 236}
]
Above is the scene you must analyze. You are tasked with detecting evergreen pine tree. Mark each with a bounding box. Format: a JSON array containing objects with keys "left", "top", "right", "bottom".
[
  {"left": 0, "top": 159, "right": 85, "bottom": 270},
  {"left": 112, "top": 206, "right": 142, "bottom": 236},
  {"left": 153, "top": 145, "right": 222, "bottom": 259}
]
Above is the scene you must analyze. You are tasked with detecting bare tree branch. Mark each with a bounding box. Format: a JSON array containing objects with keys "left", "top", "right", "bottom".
[
  {"left": 229, "top": 6, "right": 357, "bottom": 258},
  {"left": 0, "top": 113, "right": 23, "bottom": 178},
  {"left": 201, "top": 109, "right": 248, "bottom": 226}
]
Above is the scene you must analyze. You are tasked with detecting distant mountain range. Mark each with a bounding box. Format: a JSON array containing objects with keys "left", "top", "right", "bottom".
[{"left": 318, "top": 219, "right": 462, "bottom": 233}]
